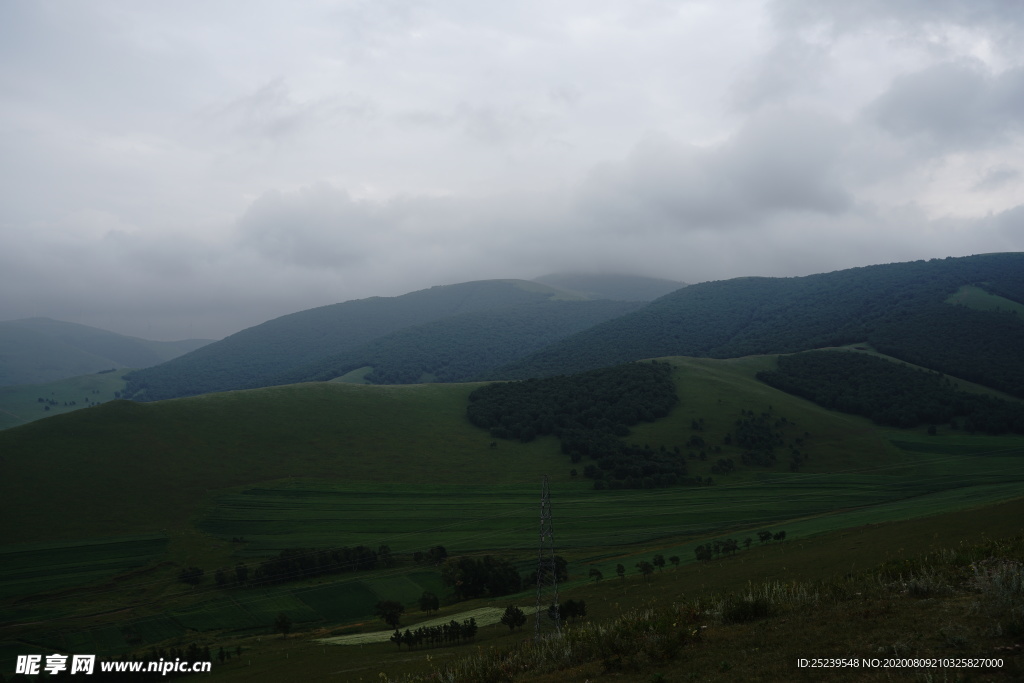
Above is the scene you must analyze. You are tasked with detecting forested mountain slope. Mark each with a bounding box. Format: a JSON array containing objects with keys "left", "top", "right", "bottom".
[
  {"left": 273, "top": 299, "right": 644, "bottom": 385},
  {"left": 0, "top": 317, "right": 211, "bottom": 386},
  {"left": 122, "top": 279, "right": 585, "bottom": 401},
  {"left": 532, "top": 272, "right": 685, "bottom": 301},
  {"left": 497, "top": 253, "right": 1024, "bottom": 397}
]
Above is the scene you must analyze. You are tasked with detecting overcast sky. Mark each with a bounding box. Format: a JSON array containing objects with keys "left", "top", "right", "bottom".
[{"left": 2, "top": 0, "right": 1022, "bottom": 340}]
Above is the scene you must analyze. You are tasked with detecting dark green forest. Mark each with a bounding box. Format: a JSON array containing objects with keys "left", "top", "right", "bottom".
[
  {"left": 757, "top": 351, "right": 1024, "bottom": 433},
  {"left": 495, "top": 253, "right": 1024, "bottom": 393},
  {"left": 123, "top": 280, "right": 574, "bottom": 400},
  {"left": 467, "top": 362, "right": 688, "bottom": 488},
  {"left": 269, "top": 299, "right": 643, "bottom": 385}
]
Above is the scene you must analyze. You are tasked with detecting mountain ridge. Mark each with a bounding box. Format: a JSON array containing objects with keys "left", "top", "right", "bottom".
[
  {"left": 0, "top": 317, "right": 212, "bottom": 387},
  {"left": 495, "top": 253, "right": 1024, "bottom": 397},
  {"left": 123, "top": 278, "right": 592, "bottom": 401}
]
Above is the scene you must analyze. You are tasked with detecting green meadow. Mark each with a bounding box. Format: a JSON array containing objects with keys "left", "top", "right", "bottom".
[
  {"left": 0, "top": 369, "right": 128, "bottom": 430},
  {"left": 1, "top": 354, "right": 1023, "bottom": 678},
  {"left": 946, "top": 283, "right": 1024, "bottom": 316}
]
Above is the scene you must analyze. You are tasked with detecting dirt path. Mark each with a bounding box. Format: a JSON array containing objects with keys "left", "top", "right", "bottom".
[{"left": 316, "top": 605, "right": 539, "bottom": 645}]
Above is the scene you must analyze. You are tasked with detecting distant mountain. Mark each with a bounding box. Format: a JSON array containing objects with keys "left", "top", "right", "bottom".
[
  {"left": 0, "top": 318, "right": 212, "bottom": 386},
  {"left": 532, "top": 273, "right": 685, "bottom": 301},
  {"left": 272, "top": 299, "right": 644, "bottom": 385},
  {"left": 124, "top": 279, "right": 605, "bottom": 401},
  {"left": 498, "top": 253, "right": 1024, "bottom": 398}
]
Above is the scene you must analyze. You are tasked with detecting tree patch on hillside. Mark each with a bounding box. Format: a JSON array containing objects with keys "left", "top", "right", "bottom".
[
  {"left": 467, "top": 361, "right": 688, "bottom": 489},
  {"left": 757, "top": 351, "right": 1024, "bottom": 434}
]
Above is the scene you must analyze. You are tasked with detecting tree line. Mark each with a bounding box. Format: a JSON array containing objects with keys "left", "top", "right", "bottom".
[
  {"left": 185, "top": 545, "right": 450, "bottom": 589},
  {"left": 390, "top": 618, "right": 479, "bottom": 649}
]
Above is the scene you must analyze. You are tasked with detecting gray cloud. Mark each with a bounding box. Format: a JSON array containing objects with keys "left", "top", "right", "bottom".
[
  {"left": 577, "top": 108, "right": 850, "bottom": 230},
  {"left": 867, "top": 61, "right": 1024, "bottom": 151},
  {"left": 973, "top": 166, "right": 1020, "bottom": 192},
  {"left": 772, "top": 0, "right": 1024, "bottom": 41},
  {"left": 1, "top": 1, "right": 1022, "bottom": 340}
]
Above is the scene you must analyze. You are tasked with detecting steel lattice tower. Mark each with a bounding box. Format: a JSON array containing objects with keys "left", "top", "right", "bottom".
[{"left": 534, "top": 475, "right": 561, "bottom": 640}]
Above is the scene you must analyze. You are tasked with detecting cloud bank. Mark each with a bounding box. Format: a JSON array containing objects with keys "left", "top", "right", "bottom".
[{"left": 1, "top": 0, "right": 1022, "bottom": 339}]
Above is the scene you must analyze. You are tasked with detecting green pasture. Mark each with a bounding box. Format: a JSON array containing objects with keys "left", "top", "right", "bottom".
[
  {"left": 946, "top": 284, "right": 1024, "bottom": 316},
  {"left": 18, "top": 566, "right": 447, "bottom": 657},
  {"left": 0, "top": 534, "right": 167, "bottom": 600},
  {"left": 198, "top": 434, "right": 1024, "bottom": 559},
  {"left": 0, "top": 381, "right": 562, "bottom": 544},
  {"left": 330, "top": 366, "right": 373, "bottom": 384},
  {"left": 0, "top": 370, "right": 128, "bottom": 430}
]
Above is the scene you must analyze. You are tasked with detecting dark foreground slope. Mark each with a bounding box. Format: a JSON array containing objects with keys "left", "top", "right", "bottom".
[
  {"left": 0, "top": 317, "right": 211, "bottom": 386},
  {"left": 498, "top": 253, "right": 1024, "bottom": 396}
]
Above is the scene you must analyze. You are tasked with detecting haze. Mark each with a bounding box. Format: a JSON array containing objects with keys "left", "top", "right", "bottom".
[{"left": 1, "top": 0, "right": 1022, "bottom": 340}]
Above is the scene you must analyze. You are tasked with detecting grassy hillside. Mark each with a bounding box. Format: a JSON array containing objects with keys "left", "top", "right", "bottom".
[
  {"left": 2, "top": 353, "right": 1023, "bottom": 676},
  {"left": 498, "top": 253, "right": 1024, "bottom": 398},
  {"left": 122, "top": 279, "right": 587, "bottom": 401},
  {"left": 0, "top": 317, "right": 209, "bottom": 386},
  {"left": 0, "top": 369, "right": 129, "bottom": 430}
]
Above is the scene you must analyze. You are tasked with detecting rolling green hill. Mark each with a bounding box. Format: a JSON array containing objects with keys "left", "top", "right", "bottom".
[
  {"left": 497, "top": 253, "right": 1024, "bottom": 397},
  {"left": 122, "top": 279, "right": 594, "bottom": 401},
  {"left": 0, "top": 368, "right": 130, "bottom": 431},
  {"left": 0, "top": 317, "right": 211, "bottom": 387}
]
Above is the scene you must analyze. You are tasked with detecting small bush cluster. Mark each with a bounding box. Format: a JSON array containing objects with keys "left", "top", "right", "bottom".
[{"left": 971, "top": 558, "right": 1024, "bottom": 636}]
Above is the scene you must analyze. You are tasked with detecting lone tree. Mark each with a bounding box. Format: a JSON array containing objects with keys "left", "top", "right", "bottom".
[
  {"left": 636, "top": 561, "right": 654, "bottom": 583},
  {"left": 419, "top": 591, "right": 439, "bottom": 613},
  {"left": 376, "top": 600, "right": 405, "bottom": 629},
  {"left": 758, "top": 530, "right": 772, "bottom": 544},
  {"left": 274, "top": 612, "right": 292, "bottom": 638},
  {"left": 652, "top": 554, "right": 666, "bottom": 572},
  {"left": 669, "top": 555, "right": 680, "bottom": 569},
  {"left": 500, "top": 604, "right": 527, "bottom": 632},
  {"left": 616, "top": 564, "right": 626, "bottom": 581},
  {"left": 588, "top": 568, "right": 603, "bottom": 583},
  {"left": 694, "top": 545, "right": 713, "bottom": 563},
  {"left": 178, "top": 566, "right": 203, "bottom": 586}
]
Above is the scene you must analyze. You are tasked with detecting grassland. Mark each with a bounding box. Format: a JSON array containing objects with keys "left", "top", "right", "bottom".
[
  {"left": 1, "top": 354, "right": 1023, "bottom": 680},
  {"left": 946, "top": 284, "right": 1024, "bottom": 317},
  {"left": 0, "top": 369, "right": 128, "bottom": 430},
  {"left": 132, "top": 499, "right": 1024, "bottom": 682}
]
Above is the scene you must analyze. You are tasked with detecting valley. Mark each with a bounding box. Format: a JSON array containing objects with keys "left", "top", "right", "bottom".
[
  {"left": 2, "top": 258, "right": 1023, "bottom": 680},
  {"left": 2, "top": 352, "right": 1023, "bottom": 680}
]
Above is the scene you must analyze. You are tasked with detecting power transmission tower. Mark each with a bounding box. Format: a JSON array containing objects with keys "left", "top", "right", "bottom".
[{"left": 534, "top": 475, "right": 561, "bottom": 640}]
